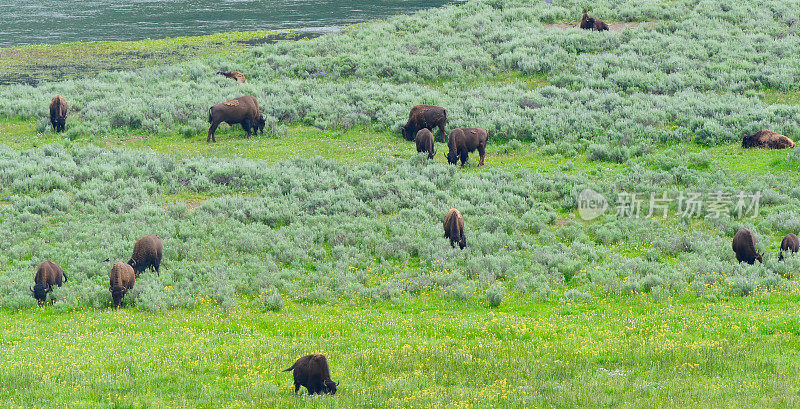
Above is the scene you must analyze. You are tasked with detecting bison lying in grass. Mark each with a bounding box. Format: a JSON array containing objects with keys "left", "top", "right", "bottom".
[
  {"left": 109, "top": 262, "right": 135, "bottom": 308},
  {"left": 128, "top": 234, "right": 163, "bottom": 276},
  {"left": 31, "top": 261, "right": 67, "bottom": 305},
  {"left": 443, "top": 208, "right": 466, "bottom": 249},
  {"left": 208, "top": 95, "right": 266, "bottom": 142},
  {"left": 401, "top": 105, "right": 448, "bottom": 143},
  {"left": 284, "top": 354, "right": 338, "bottom": 395},
  {"left": 742, "top": 129, "right": 795, "bottom": 149},
  {"left": 446, "top": 128, "right": 488, "bottom": 167},
  {"left": 49, "top": 95, "right": 67, "bottom": 133},
  {"left": 732, "top": 228, "right": 763, "bottom": 264},
  {"left": 779, "top": 233, "right": 799, "bottom": 261}
]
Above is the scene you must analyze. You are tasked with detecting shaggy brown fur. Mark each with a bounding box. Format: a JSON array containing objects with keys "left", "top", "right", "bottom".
[
  {"left": 218, "top": 70, "right": 246, "bottom": 83},
  {"left": 128, "top": 234, "right": 163, "bottom": 276},
  {"left": 446, "top": 128, "right": 488, "bottom": 167},
  {"left": 580, "top": 10, "right": 593, "bottom": 29},
  {"left": 49, "top": 95, "right": 68, "bottom": 133},
  {"left": 443, "top": 208, "right": 466, "bottom": 249},
  {"left": 732, "top": 228, "right": 763, "bottom": 264},
  {"left": 31, "top": 261, "right": 67, "bottom": 305},
  {"left": 592, "top": 19, "right": 610, "bottom": 31},
  {"left": 109, "top": 262, "right": 135, "bottom": 308},
  {"left": 779, "top": 233, "right": 799, "bottom": 261},
  {"left": 742, "top": 129, "right": 796, "bottom": 149},
  {"left": 208, "top": 95, "right": 266, "bottom": 142},
  {"left": 415, "top": 128, "right": 435, "bottom": 159},
  {"left": 401, "top": 105, "right": 448, "bottom": 142},
  {"left": 283, "top": 354, "right": 338, "bottom": 395}
]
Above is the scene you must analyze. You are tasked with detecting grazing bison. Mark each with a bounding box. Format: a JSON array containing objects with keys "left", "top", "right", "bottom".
[
  {"left": 443, "top": 208, "right": 466, "bottom": 249},
  {"left": 218, "top": 70, "right": 246, "bottom": 83},
  {"left": 128, "top": 234, "right": 163, "bottom": 276},
  {"left": 109, "top": 262, "right": 135, "bottom": 308},
  {"left": 415, "top": 128, "right": 435, "bottom": 159},
  {"left": 732, "top": 228, "right": 763, "bottom": 264},
  {"left": 208, "top": 95, "right": 266, "bottom": 142},
  {"left": 30, "top": 261, "right": 67, "bottom": 305},
  {"left": 446, "top": 128, "right": 488, "bottom": 167},
  {"left": 401, "top": 105, "right": 448, "bottom": 142},
  {"left": 779, "top": 233, "right": 799, "bottom": 261},
  {"left": 742, "top": 129, "right": 795, "bottom": 149},
  {"left": 284, "top": 354, "right": 338, "bottom": 395},
  {"left": 49, "top": 95, "right": 68, "bottom": 133}
]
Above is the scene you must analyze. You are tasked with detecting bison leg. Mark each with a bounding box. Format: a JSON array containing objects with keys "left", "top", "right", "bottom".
[
  {"left": 478, "top": 144, "right": 486, "bottom": 166},
  {"left": 459, "top": 149, "right": 469, "bottom": 167},
  {"left": 438, "top": 123, "right": 447, "bottom": 143},
  {"left": 242, "top": 118, "right": 252, "bottom": 138},
  {"left": 208, "top": 121, "right": 220, "bottom": 143},
  {"left": 154, "top": 261, "right": 160, "bottom": 276},
  {"left": 294, "top": 383, "right": 300, "bottom": 395}
]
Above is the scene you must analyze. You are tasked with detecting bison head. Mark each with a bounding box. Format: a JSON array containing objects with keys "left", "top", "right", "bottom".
[
  {"left": 323, "top": 380, "right": 339, "bottom": 395},
  {"left": 446, "top": 150, "right": 459, "bottom": 165},
  {"left": 110, "top": 285, "right": 128, "bottom": 308},
  {"left": 458, "top": 237, "right": 467, "bottom": 250},
  {"left": 127, "top": 259, "right": 141, "bottom": 275},
  {"left": 755, "top": 252, "right": 764, "bottom": 263},
  {"left": 401, "top": 126, "right": 412, "bottom": 141},
  {"left": 30, "top": 284, "right": 52, "bottom": 304},
  {"left": 256, "top": 114, "right": 266, "bottom": 135}
]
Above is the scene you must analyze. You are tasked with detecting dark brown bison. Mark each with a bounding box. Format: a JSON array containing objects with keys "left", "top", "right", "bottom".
[
  {"left": 443, "top": 208, "right": 466, "bottom": 249},
  {"left": 592, "top": 19, "right": 610, "bottom": 31},
  {"left": 49, "top": 95, "right": 67, "bottom": 133},
  {"left": 30, "top": 261, "right": 67, "bottom": 305},
  {"left": 732, "top": 228, "right": 763, "bottom": 264},
  {"left": 218, "top": 70, "right": 246, "bottom": 83},
  {"left": 283, "top": 354, "right": 338, "bottom": 395},
  {"left": 415, "top": 128, "right": 435, "bottom": 159},
  {"left": 208, "top": 95, "right": 266, "bottom": 142},
  {"left": 779, "top": 233, "right": 799, "bottom": 261},
  {"left": 446, "top": 128, "right": 488, "bottom": 167},
  {"left": 128, "top": 234, "right": 163, "bottom": 276},
  {"left": 580, "top": 10, "right": 593, "bottom": 29},
  {"left": 109, "top": 262, "right": 135, "bottom": 308},
  {"left": 401, "top": 105, "right": 447, "bottom": 142},
  {"left": 742, "top": 129, "right": 795, "bottom": 149}
]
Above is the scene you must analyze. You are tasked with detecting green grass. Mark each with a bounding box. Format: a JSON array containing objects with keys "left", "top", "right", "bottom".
[
  {"left": 0, "top": 30, "right": 318, "bottom": 85},
  {"left": 2, "top": 292, "right": 798, "bottom": 408}
]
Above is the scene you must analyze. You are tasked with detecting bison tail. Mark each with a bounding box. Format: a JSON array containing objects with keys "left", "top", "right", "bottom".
[
  {"left": 208, "top": 108, "right": 213, "bottom": 124},
  {"left": 63, "top": 273, "right": 68, "bottom": 283}
]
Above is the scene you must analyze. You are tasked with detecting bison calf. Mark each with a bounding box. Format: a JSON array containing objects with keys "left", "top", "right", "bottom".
[
  {"left": 401, "top": 105, "right": 448, "bottom": 143},
  {"left": 443, "top": 208, "right": 466, "bottom": 249},
  {"left": 218, "top": 70, "right": 246, "bottom": 83},
  {"left": 415, "top": 128, "right": 435, "bottom": 159},
  {"left": 284, "top": 354, "right": 338, "bottom": 395},
  {"left": 742, "top": 129, "right": 795, "bottom": 149},
  {"left": 128, "top": 234, "right": 163, "bottom": 276},
  {"left": 779, "top": 233, "right": 799, "bottom": 261},
  {"left": 208, "top": 95, "right": 266, "bottom": 142},
  {"left": 109, "top": 262, "right": 135, "bottom": 308},
  {"left": 49, "top": 95, "right": 68, "bottom": 133},
  {"left": 732, "top": 228, "right": 763, "bottom": 264},
  {"left": 446, "top": 128, "right": 488, "bottom": 167},
  {"left": 31, "top": 261, "right": 67, "bottom": 305}
]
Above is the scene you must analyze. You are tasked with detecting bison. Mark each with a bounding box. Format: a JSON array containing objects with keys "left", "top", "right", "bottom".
[
  {"left": 742, "top": 129, "right": 796, "bottom": 149},
  {"left": 592, "top": 19, "right": 610, "bottom": 31},
  {"left": 446, "top": 128, "right": 488, "bottom": 167},
  {"left": 30, "top": 261, "right": 67, "bottom": 305},
  {"left": 732, "top": 228, "right": 763, "bottom": 264},
  {"left": 109, "top": 262, "right": 135, "bottom": 308},
  {"left": 779, "top": 233, "right": 799, "bottom": 261},
  {"left": 49, "top": 95, "right": 68, "bottom": 133},
  {"left": 284, "top": 354, "right": 338, "bottom": 395},
  {"left": 128, "top": 234, "right": 163, "bottom": 276},
  {"left": 218, "top": 70, "right": 246, "bottom": 83},
  {"left": 443, "top": 208, "right": 466, "bottom": 249},
  {"left": 208, "top": 95, "right": 266, "bottom": 142},
  {"left": 415, "top": 128, "right": 435, "bottom": 159},
  {"left": 401, "top": 105, "right": 448, "bottom": 143},
  {"left": 580, "top": 10, "right": 593, "bottom": 29}
]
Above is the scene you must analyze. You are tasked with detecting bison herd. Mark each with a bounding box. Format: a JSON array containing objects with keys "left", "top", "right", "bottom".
[{"left": 732, "top": 228, "right": 798, "bottom": 265}]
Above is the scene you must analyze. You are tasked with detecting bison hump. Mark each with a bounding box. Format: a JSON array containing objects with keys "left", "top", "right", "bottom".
[{"left": 223, "top": 99, "right": 241, "bottom": 107}]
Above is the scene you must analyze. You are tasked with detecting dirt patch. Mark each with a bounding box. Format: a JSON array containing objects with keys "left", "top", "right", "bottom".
[{"left": 544, "top": 22, "right": 645, "bottom": 32}]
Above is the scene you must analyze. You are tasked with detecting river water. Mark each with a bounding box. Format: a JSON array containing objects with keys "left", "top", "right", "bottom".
[{"left": 0, "top": 0, "right": 463, "bottom": 47}]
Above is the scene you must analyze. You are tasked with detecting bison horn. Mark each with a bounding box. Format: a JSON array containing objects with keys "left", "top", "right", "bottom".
[
  {"left": 29, "top": 286, "right": 34, "bottom": 293},
  {"left": 336, "top": 382, "right": 340, "bottom": 386}
]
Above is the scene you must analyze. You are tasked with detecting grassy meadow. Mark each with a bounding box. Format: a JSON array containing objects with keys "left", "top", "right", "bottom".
[{"left": 1, "top": 0, "right": 800, "bottom": 407}]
